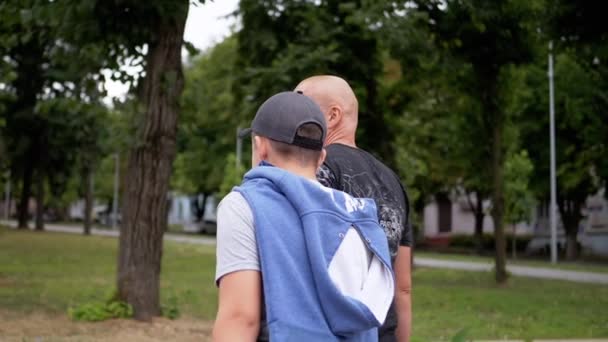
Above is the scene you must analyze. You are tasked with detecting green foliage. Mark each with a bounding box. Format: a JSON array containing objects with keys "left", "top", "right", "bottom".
[
  {"left": 1, "top": 0, "right": 206, "bottom": 320},
  {"left": 518, "top": 50, "right": 606, "bottom": 238},
  {"left": 91, "top": 109, "right": 131, "bottom": 203},
  {"left": 0, "top": 0, "right": 117, "bottom": 220},
  {"left": 161, "top": 294, "right": 180, "bottom": 320},
  {"left": 218, "top": 153, "right": 245, "bottom": 199},
  {"left": 385, "top": 1, "right": 539, "bottom": 226},
  {"left": 68, "top": 290, "right": 133, "bottom": 322},
  {"left": 173, "top": 37, "right": 240, "bottom": 195},
  {"left": 236, "top": 0, "right": 390, "bottom": 161},
  {"left": 385, "top": 0, "right": 541, "bottom": 281},
  {"left": 68, "top": 301, "right": 133, "bottom": 322},
  {"left": 504, "top": 150, "right": 535, "bottom": 224}
]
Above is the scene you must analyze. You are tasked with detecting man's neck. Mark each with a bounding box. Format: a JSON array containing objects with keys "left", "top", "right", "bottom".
[
  {"left": 267, "top": 159, "right": 318, "bottom": 180},
  {"left": 325, "top": 132, "right": 356, "bottom": 148}
]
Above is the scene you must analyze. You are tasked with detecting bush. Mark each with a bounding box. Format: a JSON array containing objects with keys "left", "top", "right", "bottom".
[
  {"left": 69, "top": 290, "right": 182, "bottom": 321},
  {"left": 68, "top": 300, "right": 133, "bottom": 322},
  {"left": 218, "top": 153, "right": 245, "bottom": 199},
  {"left": 446, "top": 233, "right": 532, "bottom": 253},
  {"left": 68, "top": 290, "right": 133, "bottom": 322},
  {"left": 161, "top": 294, "right": 180, "bottom": 320}
]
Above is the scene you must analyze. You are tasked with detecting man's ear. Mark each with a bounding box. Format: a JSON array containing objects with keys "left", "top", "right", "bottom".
[
  {"left": 253, "top": 135, "right": 268, "bottom": 162},
  {"left": 327, "top": 106, "right": 342, "bottom": 129}
]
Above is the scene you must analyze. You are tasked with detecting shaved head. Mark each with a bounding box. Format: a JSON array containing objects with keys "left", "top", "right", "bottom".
[{"left": 295, "top": 75, "right": 358, "bottom": 146}]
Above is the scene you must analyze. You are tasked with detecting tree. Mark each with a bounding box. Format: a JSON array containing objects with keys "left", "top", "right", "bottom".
[
  {"left": 90, "top": 2, "right": 192, "bottom": 320},
  {"left": 74, "top": 104, "right": 108, "bottom": 235},
  {"left": 398, "top": 0, "right": 539, "bottom": 283},
  {"left": 547, "top": 1, "right": 608, "bottom": 259},
  {"left": 378, "top": 4, "right": 522, "bottom": 256},
  {"left": 0, "top": 0, "right": 109, "bottom": 230},
  {"left": 39, "top": 0, "right": 200, "bottom": 319},
  {"left": 519, "top": 52, "right": 606, "bottom": 260},
  {"left": 504, "top": 150, "right": 535, "bottom": 258},
  {"left": 0, "top": 0, "right": 48, "bottom": 228}
]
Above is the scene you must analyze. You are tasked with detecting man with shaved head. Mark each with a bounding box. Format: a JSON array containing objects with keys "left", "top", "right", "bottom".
[{"left": 296, "top": 75, "right": 413, "bottom": 342}]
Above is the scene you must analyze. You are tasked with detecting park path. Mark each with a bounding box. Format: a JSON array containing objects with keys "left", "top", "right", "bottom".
[
  {"left": 3, "top": 220, "right": 608, "bottom": 285},
  {"left": 415, "top": 257, "right": 608, "bottom": 285},
  {"left": 1, "top": 220, "right": 216, "bottom": 246}
]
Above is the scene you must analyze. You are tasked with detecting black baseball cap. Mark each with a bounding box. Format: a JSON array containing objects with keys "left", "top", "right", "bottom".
[{"left": 239, "top": 91, "right": 326, "bottom": 150}]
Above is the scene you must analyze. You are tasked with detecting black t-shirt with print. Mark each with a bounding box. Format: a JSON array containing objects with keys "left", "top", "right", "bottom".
[{"left": 317, "top": 143, "right": 412, "bottom": 341}]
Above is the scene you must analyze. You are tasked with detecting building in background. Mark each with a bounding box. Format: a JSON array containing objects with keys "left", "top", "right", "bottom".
[
  {"left": 422, "top": 188, "right": 608, "bottom": 257},
  {"left": 167, "top": 193, "right": 217, "bottom": 234}
]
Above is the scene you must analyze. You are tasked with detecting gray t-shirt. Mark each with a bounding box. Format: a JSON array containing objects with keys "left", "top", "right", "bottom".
[{"left": 214, "top": 191, "right": 259, "bottom": 283}]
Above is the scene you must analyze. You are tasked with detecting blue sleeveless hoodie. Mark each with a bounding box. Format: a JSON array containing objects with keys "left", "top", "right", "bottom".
[{"left": 235, "top": 163, "right": 394, "bottom": 341}]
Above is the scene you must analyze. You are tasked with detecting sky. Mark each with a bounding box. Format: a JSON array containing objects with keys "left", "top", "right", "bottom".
[{"left": 104, "top": 0, "right": 239, "bottom": 100}]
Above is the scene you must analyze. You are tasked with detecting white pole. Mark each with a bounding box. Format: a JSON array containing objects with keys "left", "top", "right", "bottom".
[
  {"left": 4, "top": 171, "right": 10, "bottom": 221},
  {"left": 548, "top": 41, "right": 558, "bottom": 264},
  {"left": 112, "top": 153, "right": 120, "bottom": 229},
  {"left": 236, "top": 126, "right": 242, "bottom": 170}
]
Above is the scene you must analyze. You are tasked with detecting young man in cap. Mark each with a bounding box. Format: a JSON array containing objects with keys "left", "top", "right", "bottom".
[
  {"left": 212, "top": 91, "right": 395, "bottom": 341},
  {"left": 295, "top": 76, "right": 413, "bottom": 342}
]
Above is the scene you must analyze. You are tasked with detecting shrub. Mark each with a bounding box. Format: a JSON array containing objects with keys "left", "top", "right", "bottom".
[
  {"left": 446, "top": 233, "right": 532, "bottom": 253},
  {"left": 68, "top": 300, "right": 133, "bottom": 322},
  {"left": 68, "top": 290, "right": 133, "bottom": 322},
  {"left": 161, "top": 294, "right": 180, "bottom": 320},
  {"left": 69, "top": 290, "right": 182, "bottom": 321}
]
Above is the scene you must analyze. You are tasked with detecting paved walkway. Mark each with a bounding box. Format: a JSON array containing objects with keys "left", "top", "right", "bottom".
[
  {"left": 3, "top": 221, "right": 608, "bottom": 285},
  {"left": 1, "top": 221, "right": 216, "bottom": 246},
  {"left": 415, "top": 258, "right": 608, "bottom": 285}
]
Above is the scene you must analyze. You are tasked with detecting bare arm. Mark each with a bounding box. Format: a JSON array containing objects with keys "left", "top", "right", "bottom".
[
  {"left": 394, "top": 246, "right": 412, "bottom": 342},
  {"left": 213, "top": 270, "right": 262, "bottom": 342}
]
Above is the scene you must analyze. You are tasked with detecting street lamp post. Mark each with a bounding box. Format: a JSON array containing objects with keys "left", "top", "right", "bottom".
[{"left": 548, "top": 41, "right": 558, "bottom": 264}]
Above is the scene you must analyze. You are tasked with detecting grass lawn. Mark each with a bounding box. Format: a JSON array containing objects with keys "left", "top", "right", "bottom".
[
  {"left": 1, "top": 226, "right": 607, "bottom": 341},
  {"left": 0, "top": 226, "right": 218, "bottom": 320},
  {"left": 416, "top": 250, "right": 608, "bottom": 274}
]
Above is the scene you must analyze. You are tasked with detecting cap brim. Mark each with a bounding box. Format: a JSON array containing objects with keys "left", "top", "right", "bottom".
[{"left": 238, "top": 128, "right": 253, "bottom": 139}]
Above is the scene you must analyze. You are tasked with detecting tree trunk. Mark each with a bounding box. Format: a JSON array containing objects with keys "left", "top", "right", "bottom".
[
  {"left": 512, "top": 224, "right": 517, "bottom": 260},
  {"left": 200, "top": 193, "right": 208, "bottom": 222},
  {"left": 83, "top": 168, "right": 93, "bottom": 235},
  {"left": 117, "top": 4, "right": 188, "bottom": 321},
  {"left": 11, "top": 40, "right": 45, "bottom": 230},
  {"left": 191, "top": 193, "right": 208, "bottom": 222},
  {"left": 17, "top": 160, "right": 34, "bottom": 229},
  {"left": 413, "top": 194, "right": 426, "bottom": 244},
  {"left": 558, "top": 197, "right": 582, "bottom": 261},
  {"left": 565, "top": 230, "right": 578, "bottom": 260},
  {"left": 490, "top": 103, "right": 508, "bottom": 284},
  {"left": 473, "top": 192, "right": 485, "bottom": 255},
  {"left": 34, "top": 173, "right": 44, "bottom": 231}
]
